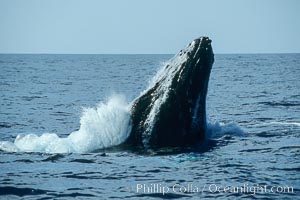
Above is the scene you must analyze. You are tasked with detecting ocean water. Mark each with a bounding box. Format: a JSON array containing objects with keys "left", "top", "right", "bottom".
[{"left": 0, "top": 54, "right": 299, "bottom": 199}]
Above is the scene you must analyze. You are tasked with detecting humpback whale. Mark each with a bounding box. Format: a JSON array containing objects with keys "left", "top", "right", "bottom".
[
  {"left": 125, "top": 36, "right": 214, "bottom": 149},
  {"left": 0, "top": 36, "right": 214, "bottom": 154}
]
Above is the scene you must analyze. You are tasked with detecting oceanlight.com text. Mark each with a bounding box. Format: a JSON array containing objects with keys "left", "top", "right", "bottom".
[{"left": 133, "top": 183, "right": 294, "bottom": 196}]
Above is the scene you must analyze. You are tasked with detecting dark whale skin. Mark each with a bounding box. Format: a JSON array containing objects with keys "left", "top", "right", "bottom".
[{"left": 125, "top": 37, "right": 214, "bottom": 149}]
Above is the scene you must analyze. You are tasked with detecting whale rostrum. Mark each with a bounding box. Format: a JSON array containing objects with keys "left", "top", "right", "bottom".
[{"left": 125, "top": 37, "right": 214, "bottom": 148}]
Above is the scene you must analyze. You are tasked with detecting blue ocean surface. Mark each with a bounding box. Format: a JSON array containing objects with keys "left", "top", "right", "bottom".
[{"left": 0, "top": 54, "right": 299, "bottom": 199}]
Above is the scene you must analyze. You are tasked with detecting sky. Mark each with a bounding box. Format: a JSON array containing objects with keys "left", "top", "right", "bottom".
[{"left": 0, "top": 0, "right": 299, "bottom": 54}]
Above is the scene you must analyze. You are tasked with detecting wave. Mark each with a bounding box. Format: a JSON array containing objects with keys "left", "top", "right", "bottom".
[
  {"left": 0, "top": 95, "right": 131, "bottom": 153},
  {"left": 268, "top": 121, "right": 300, "bottom": 127}
]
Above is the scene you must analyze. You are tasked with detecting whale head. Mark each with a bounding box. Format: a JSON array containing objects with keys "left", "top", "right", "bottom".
[{"left": 127, "top": 37, "right": 214, "bottom": 148}]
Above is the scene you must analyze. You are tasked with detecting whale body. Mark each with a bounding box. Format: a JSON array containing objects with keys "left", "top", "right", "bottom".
[{"left": 125, "top": 37, "right": 214, "bottom": 149}]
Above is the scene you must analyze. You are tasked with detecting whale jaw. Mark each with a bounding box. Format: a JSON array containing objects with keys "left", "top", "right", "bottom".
[{"left": 126, "top": 37, "right": 214, "bottom": 149}]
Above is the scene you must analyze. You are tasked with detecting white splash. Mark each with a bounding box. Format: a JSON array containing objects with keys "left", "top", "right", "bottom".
[
  {"left": 0, "top": 95, "right": 131, "bottom": 153},
  {"left": 206, "top": 120, "right": 246, "bottom": 139}
]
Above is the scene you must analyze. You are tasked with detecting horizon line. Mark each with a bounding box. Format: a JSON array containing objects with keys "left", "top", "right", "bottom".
[{"left": 0, "top": 52, "right": 300, "bottom": 55}]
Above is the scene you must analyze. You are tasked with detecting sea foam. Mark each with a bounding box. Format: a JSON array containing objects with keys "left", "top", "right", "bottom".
[
  {"left": 206, "top": 120, "right": 246, "bottom": 139},
  {"left": 0, "top": 95, "right": 131, "bottom": 153}
]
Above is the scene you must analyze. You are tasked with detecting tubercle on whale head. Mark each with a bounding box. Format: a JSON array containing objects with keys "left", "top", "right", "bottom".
[{"left": 173, "top": 36, "right": 214, "bottom": 89}]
